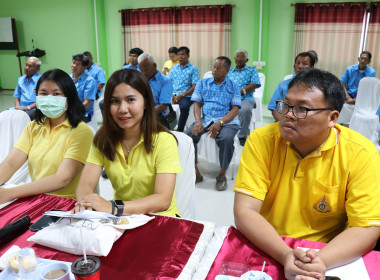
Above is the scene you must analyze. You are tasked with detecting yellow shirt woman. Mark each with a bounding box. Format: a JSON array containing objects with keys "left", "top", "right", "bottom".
[{"left": 87, "top": 132, "right": 181, "bottom": 217}]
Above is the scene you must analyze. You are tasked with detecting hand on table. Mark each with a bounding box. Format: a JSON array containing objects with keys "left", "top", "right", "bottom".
[
  {"left": 283, "top": 249, "right": 323, "bottom": 280},
  {"left": 207, "top": 122, "right": 222, "bottom": 139},
  {"left": 74, "top": 193, "right": 112, "bottom": 214},
  {"left": 294, "top": 249, "right": 326, "bottom": 280}
]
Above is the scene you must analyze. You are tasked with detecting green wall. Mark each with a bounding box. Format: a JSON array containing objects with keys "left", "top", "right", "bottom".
[{"left": 0, "top": 0, "right": 367, "bottom": 102}]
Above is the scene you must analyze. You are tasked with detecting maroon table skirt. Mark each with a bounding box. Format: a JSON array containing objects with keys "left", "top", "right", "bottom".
[
  {"left": 0, "top": 194, "right": 204, "bottom": 279},
  {"left": 205, "top": 227, "right": 380, "bottom": 280}
]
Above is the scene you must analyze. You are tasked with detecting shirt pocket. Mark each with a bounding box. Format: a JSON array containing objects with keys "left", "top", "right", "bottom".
[{"left": 310, "top": 179, "right": 345, "bottom": 217}]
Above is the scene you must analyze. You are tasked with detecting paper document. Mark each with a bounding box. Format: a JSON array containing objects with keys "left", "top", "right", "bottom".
[{"left": 44, "top": 210, "right": 117, "bottom": 219}]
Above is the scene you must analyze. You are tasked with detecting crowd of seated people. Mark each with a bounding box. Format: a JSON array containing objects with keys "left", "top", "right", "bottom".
[{"left": 1, "top": 45, "right": 379, "bottom": 280}]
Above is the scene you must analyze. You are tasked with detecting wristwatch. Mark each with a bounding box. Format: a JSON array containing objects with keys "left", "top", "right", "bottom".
[
  {"left": 242, "top": 88, "right": 247, "bottom": 95},
  {"left": 219, "top": 120, "right": 225, "bottom": 126},
  {"left": 114, "top": 200, "right": 124, "bottom": 216},
  {"left": 27, "top": 106, "right": 31, "bottom": 110}
]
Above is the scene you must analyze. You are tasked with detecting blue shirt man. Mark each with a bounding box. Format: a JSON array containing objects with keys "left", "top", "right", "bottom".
[
  {"left": 268, "top": 52, "right": 315, "bottom": 121},
  {"left": 121, "top": 47, "right": 143, "bottom": 71},
  {"left": 228, "top": 49, "right": 261, "bottom": 145},
  {"left": 71, "top": 54, "right": 97, "bottom": 122},
  {"left": 138, "top": 53, "right": 173, "bottom": 129},
  {"left": 84, "top": 51, "right": 106, "bottom": 99},
  {"left": 168, "top": 46, "right": 200, "bottom": 132},
  {"left": 185, "top": 57, "right": 241, "bottom": 191},
  {"left": 341, "top": 51, "right": 376, "bottom": 100},
  {"left": 13, "top": 57, "right": 42, "bottom": 120}
]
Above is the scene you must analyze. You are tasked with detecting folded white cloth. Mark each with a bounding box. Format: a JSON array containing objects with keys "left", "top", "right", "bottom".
[{"left": 28, "top": 214, "right": 154, "bottom": 256}]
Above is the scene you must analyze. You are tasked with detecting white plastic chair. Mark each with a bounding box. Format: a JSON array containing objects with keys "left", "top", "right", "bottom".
[
  {"left": 0, "top": 110, "right": 31, "bottom": 184},
  {"left": 171, "top": 131, "right": 196, "bottom": 219},
  {"left": 249, "top": 73, "right": 265, "bottom": 130},
  {"left": 349, "top": 77, "right": 380, "bottom": 144},
  {"left": 283, "top": 74, "right": 293, "bottom": 81}
]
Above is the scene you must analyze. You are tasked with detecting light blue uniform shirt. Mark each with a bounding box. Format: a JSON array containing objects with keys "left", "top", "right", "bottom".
[
  {"left": 85, "top": 63, "right": 105, "bottom": 87},
  {"left": 191, "top": 77, "right": 241, "bottom": 127},
  {"left": 149, "top": 71, "right": 173, "bottom": 116},
  {"left": 13, "top": 73, "right": 41, "bottom": 107},
  {"left": 377, "top": 105, "right": 380, "bottom": 138},
  {"left": 70, "top": 73, "right": 97, "bottom": 118},
  {"left": 341, "top": 64, "right": 376, "bottom": 98},
  {"left": 227, "top": 66, "right": 261, "bottom": 102},
  {"left": 268, "top": 75, "right": 295, "bottom": 111},
  {"left": 168, "top": 62, "right": 200, "bottom": 97},
  {"left": 122, "top": 64, "right": 140, "bottom": 71}
]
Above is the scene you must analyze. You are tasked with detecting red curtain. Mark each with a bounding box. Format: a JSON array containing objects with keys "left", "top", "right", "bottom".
[
  {"left": 366, "top": 2, "right": 380, "bottom": 75},
  {"left": 293, "top": 2, "right": 367, "bottom": 78},
  {"left": 120, "top": 5, "right": 232, "bottom": 77}
]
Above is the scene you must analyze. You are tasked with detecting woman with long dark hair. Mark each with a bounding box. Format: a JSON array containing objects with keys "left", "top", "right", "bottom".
[
  {"left": 0, "top": 69, "right": 93, "bottom": 202},
  {"left": 74, "top": 69, "right": 181, "bottom": 217}
]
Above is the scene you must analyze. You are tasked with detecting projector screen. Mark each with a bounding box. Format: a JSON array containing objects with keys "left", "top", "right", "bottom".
[{"left": 0, "top": 17, "right": 17, "bottom": 50}]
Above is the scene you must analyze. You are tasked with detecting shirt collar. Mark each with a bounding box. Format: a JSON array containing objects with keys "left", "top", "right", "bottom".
[
  {"left": 232, "top": 65, "right": 248, "bottom": 72},
  {"left": 42, "top": 117, "right": 71, "bottom": 131}
]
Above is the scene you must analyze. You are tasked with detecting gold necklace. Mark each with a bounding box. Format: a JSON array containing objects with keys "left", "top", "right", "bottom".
[{"left": 123, "top": 139, "right": 138, "bottom": 156}]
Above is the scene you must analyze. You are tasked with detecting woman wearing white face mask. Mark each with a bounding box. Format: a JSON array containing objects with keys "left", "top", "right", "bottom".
[{"left": 0, "top": 69, "right": 93, "bottom": 203}]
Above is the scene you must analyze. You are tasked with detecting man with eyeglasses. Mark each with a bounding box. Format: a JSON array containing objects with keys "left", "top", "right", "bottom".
[
  {"left": 234, "top": 68, "right": 380, "bottom": 280},
  {"left": 268, "top": 52, "right": 315, "bottom": 122}
]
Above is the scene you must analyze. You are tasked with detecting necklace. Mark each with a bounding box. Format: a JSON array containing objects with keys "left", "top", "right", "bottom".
[{"left": 123, "top": 139, "right": 139, "bottom": 156}]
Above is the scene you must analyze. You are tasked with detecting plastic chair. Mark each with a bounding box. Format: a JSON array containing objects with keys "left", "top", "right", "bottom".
[
  {"left": 349, "top": 77, "right": 380, "bottom": 144},
  {"left": 283, "top": 74, "right": 293, "bottom": 81},
  {"left": 171, "top": 131, "right": 196, "bottom": 219},
  {"left": 249, "top": 73, "right": 265, "bottom": 130},
  {"left": 0, "top": 110, "right": 31, "bottom": 184}
]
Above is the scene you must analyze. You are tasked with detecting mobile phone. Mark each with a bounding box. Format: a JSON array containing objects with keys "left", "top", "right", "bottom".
[
  {"left": 206, "top": 121, "right": 214, "bottom": 129},
  {"left": 29, "top": 209, "right": 61, "bottom": 232},
  {"left": 325, "top": 276, "right": 341, "bottom": 280}
]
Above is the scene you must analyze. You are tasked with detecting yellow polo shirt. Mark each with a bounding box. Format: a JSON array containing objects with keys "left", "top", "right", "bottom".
[
  {"left": 234, "top": 123, "right": 380, "bottom": 242},
  {"left": 14, "top": 119, "right": 93, "bottom": 198},
  {"left": 162, "top": 60, "right": 179, "bottom": 75},
  {"left": 87, "top": 132, "right": 182, "bottom": 217}
]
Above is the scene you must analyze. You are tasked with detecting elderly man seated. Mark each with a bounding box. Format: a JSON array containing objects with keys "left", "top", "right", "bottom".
[
  {"left": 227, "top": 49, "right": 261, "bottom": 146},
  {"left": 12, "top": 57, "right": 41, "bottom": 120},
  {"left": 234, "top": 68, "right": 380, "bottom": 279},
  {"left": 185, "top": 56, "right": 241, "bottom": 191},
  {"left": 138, "top": 52, "right": 173, "bottom": 129}
]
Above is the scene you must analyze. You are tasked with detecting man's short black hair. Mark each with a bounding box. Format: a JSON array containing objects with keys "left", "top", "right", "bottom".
[
  {"left": 129, "top": 48, "right": 144, "bottom": 56},
  {"left": 72, "top": 53, "right": 89, "bottom": 67},
  {"left": 168, "top": 46, "right": 178, "bottom": 54},
  {"left": 361, "top": 51, "right": 372, "bottom": 60},
  {"left": 178, "top": 46, "right": 190, "bottom": 55},
  {"left": 83, "top": 51, "right": 92, "bottom": 58},
  {"left": 288, "top": 68, "right": 346, "bottom": 112},
  {"left": 294, "top": 52, "right": 316, "bottom": 67},
  {"left": 216, "top": 56, "right": 231, "bottom": 69}
]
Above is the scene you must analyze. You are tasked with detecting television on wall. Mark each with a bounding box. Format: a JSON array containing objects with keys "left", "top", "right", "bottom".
[{"left": 0, "top": 17, "right": 18, "bottom": 50}]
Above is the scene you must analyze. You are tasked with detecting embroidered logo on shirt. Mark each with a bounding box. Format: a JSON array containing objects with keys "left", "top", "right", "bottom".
[{"left": 313, "top": 196, "right": 331, "bottom": 213}]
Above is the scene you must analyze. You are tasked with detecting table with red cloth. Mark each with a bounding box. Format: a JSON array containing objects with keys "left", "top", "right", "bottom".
[
  {"left": 0, "top": 194, "right": 214, "bottom": 279},
  {"left": 194, "top": 226, "right": 380, "bottom": 280}
]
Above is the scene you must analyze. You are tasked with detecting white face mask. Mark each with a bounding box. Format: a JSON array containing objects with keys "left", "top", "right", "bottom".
[{"left": 36, "top": 95, "right": 67, "bottom": 119}]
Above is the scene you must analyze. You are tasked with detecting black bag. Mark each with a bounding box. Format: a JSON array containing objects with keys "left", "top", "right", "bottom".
[{"left": 164, "top": 105, "right": 177, "bottom": 130}]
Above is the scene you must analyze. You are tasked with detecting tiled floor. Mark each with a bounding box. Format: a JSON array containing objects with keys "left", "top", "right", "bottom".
[{"left": 0, "top": 91, "right": 274, "bottom": 227}]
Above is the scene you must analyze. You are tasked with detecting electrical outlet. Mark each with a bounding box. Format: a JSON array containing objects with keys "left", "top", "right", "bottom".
[{"left": 253, "top": 61, "right": 266, "bottom": 70}]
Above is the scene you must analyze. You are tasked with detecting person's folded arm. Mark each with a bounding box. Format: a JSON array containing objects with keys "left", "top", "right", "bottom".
[
  {"left": 242, "top": 83, "right": 259, "bottom": 94},
  {"left": 318, "top": 226, "right": 380, "bottom": 269},
  {"left": 155, "top": 104, "right": 168, "bottom": 115},
  {"left": 14, "top": 98, "right": 21, "bottom": 109},
  {"left": 0, "top": 157, "right": 84, "bottom": 204},
  {"left": 121, "top": 173, "right": 176, "bottom": 215},
  {"left": 234, "top": 193, "right": 322, "bottom": 280}
]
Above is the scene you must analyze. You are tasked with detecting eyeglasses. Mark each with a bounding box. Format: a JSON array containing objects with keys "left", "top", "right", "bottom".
[{"left": 276, "top": 101, "right": 332, "bottom": 119}]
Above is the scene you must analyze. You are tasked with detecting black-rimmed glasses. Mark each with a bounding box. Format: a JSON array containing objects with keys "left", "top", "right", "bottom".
[{"left": 276, "top": 101, "right": 333, "bottom": 119}]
